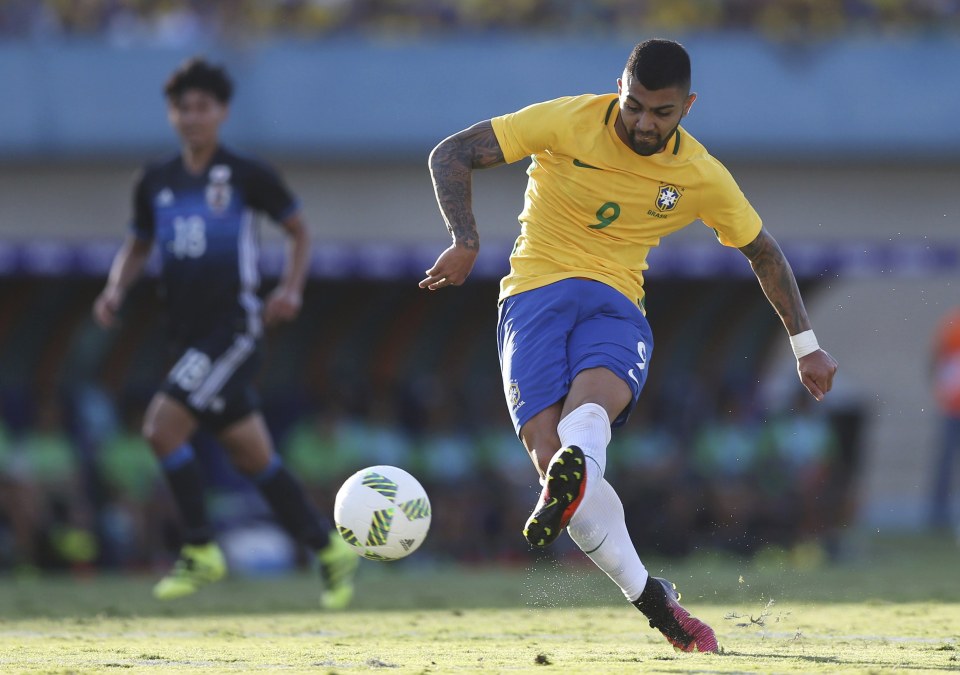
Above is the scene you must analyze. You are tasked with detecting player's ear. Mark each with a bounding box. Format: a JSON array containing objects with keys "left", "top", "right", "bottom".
[
  {"left": 217, "top": 102, "right": 231, "bottom": 124},
  {"left": 616, "top": 77, "right": 624, "bottom": 95},
  {"left": 682, "top": 92, "right": 697, "bottom": 116}
]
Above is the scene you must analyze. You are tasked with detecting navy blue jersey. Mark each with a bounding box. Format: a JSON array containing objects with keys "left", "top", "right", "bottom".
[{"left": 131, "top": 146, "right": 298, "bottom": 343}]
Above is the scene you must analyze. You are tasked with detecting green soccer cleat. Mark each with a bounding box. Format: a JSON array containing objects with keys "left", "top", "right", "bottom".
[
  {"left": 317, "top": 530, "right": 359, "bottom": 610},
  {"left": 152, "top": 542, "right": 227, "bottom": 600}
]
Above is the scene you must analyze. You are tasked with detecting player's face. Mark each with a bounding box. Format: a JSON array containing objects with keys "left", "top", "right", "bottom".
[
  {"left": 616, "top": 74, "right": 696, "bottom": 156},
  {"left": 167, "top": 89, "right": 228, "bottom": 150}
]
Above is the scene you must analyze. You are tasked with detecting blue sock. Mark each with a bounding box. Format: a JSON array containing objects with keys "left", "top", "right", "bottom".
[
  {"left": 251, "top": 455, "right": 330, "bottom": 550},
  {"left": 251, "top": 454, "right": 283, "bottom": 484},
  {"left": 160, "top": 443, "right": 212, "bottom": 545},
  {"left": 161, "top": 443, "right": 196, "bottom": 471}
]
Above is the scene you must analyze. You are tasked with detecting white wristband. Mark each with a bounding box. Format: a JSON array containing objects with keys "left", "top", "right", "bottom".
[{"left": 789, "top": 329, "right": 820, "bottom": 359}]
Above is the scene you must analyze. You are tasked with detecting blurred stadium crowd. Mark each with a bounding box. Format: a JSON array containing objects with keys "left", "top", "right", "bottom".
[
  {"left": 1, "top": 0, "right": 958, "bottom": 43},
  {"left": 0, "top": 277, "right": 860, "bottom": 576},
  {"left": 0, "top": 361, "right": 852, "bottom": 575}
]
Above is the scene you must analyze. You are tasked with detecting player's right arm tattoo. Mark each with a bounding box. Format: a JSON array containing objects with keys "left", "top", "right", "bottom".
[
  {"left": 429, "top": 120, "right": 506, "bottom": 250},
  {"left": 739, "top": 228, "right": 812, "bottom": 335}
]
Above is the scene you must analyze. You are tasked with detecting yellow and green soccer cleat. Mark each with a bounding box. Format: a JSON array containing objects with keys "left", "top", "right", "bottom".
[
  {"left": 316, "top": 531, "right": 359, "bottom": 610},
  {"left": 152, "top": 542, "right": 227, "bottom": 600}
]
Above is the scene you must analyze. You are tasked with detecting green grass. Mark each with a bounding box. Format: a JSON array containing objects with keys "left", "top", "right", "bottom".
[{"left": 0, "top": 534, "right": 957, "bottom": 673}]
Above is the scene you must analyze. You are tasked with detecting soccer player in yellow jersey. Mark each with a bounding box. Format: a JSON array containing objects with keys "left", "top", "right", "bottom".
[{"left": 420, "top": 39, "right": 837, "bottom": 653}]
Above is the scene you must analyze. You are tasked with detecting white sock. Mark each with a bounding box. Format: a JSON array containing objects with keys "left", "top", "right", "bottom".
[
  {"left": 557, "top": 403, "right": 610, "bottom": 503},
  {"left": 567, "top": 477, "right": 648, "bottom": 602}
]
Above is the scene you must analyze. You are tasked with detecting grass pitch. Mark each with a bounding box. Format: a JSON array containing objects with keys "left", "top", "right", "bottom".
[{"left": 0, "top": 534, "right": 957, "bottom": 673}]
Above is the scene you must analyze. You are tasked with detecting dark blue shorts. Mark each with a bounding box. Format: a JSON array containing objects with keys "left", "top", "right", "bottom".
[
  {"left": 497, "top": 278, "right": 653, "bottom": 436},
  {"left": 161, "top": 326, "right": 262, "bottom": 432}
]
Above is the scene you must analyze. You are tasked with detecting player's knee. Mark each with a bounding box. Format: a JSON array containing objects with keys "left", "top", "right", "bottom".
[
  {"left": 141, "top": 421, "right": 173, "bottom": 457},
  {"left": 226, "top": 446, "right": 269, "bottom": 476}
]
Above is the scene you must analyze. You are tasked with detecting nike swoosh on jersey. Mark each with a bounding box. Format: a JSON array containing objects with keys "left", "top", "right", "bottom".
[{"left": 573, "top": 159, "right": 603, "bottom": 170}]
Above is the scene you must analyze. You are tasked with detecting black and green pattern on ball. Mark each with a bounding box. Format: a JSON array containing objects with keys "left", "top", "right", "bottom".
[
  {"left": 337, "top": 525, "right": 360, "bottom": 547},
  {"left": 362, "top": 551, "right": 395, "bottom": 561},
  {"left": 399, "top": 497, "right": 431, "bottom": 520},
  {"left": 362, "top": 472, "right": 399, "bottom": 502},
  {"left": 365, "top": 508, "right": 394, "bottom": 546}
]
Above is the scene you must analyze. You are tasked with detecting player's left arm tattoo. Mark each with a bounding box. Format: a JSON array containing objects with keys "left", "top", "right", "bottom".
[
  {"left": 428, "top": 120, "right": 506, "bottom": 250},
  {"left": 739, "top": 228, "right": 811, "bottom": 335}
]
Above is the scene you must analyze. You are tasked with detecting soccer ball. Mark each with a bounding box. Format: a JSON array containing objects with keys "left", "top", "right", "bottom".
[{"left": 334, "top": 465, "right": 431, "bottom": 561}]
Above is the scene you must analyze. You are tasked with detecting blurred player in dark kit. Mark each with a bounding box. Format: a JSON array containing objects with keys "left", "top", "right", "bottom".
[{"left": 93, "top": 57, "right": 357, "bottom": 607}]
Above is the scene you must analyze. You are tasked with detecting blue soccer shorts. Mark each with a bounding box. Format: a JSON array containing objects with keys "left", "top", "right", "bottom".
[
  {"left": 496, "top": 278, "right": 654, "bottom": 436},
  {"left": 161, "top": 325, "right": 262, "bottom": 432}
]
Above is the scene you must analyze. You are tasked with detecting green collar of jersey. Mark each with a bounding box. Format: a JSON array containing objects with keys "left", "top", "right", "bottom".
[{"left": 604, "top": 98, "right": 618, "bottom": 125}]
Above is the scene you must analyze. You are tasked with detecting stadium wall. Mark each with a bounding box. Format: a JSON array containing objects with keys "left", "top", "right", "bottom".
[
  {"left": 2, "top": 160, "right": 958, "bottom": 244},
  {"left": 0, "top": 36, "right": 958, "bottom": 161}
]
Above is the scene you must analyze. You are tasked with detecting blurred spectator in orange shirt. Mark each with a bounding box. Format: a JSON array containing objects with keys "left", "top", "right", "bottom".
[{"left": 929, "top": 307, "right": 960, "bottom": 529}]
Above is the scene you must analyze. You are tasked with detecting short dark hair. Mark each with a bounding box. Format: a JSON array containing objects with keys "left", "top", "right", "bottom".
[
  {"left": 624, "top": 39, "right": 691, "bottom": 92},
  {"left": 164, "top": 57, "right": 233, "bottom": 104}
]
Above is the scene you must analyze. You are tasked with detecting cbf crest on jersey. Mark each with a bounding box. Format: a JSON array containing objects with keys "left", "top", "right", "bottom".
[
  {"left": 508, "top": 380, "right": 525, "bottom": 411},
  {"left": 206, "top": 164, "right": 232, "bottom": 213},
  {"left": 655, "top": 184, "right": 682, "bottom": 212}
]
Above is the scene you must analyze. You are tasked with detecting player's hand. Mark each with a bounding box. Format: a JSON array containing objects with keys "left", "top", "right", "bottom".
[
  {"left": 263, "top": 286, "right": 302, "bottom": 326},
  {"left": 797, "top": 349, "right": 838, "bottom": 402},
  {"left": 419, "top": 244, "right": 478, "bottom": 290},
  {"left": 92, "top": 287, "right": 124, "bottom": 329}
]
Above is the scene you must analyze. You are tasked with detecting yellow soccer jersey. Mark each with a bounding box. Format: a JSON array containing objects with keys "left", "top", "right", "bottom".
[{"left": 490, "top": 93, "right": 762, "bottom": 308}]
